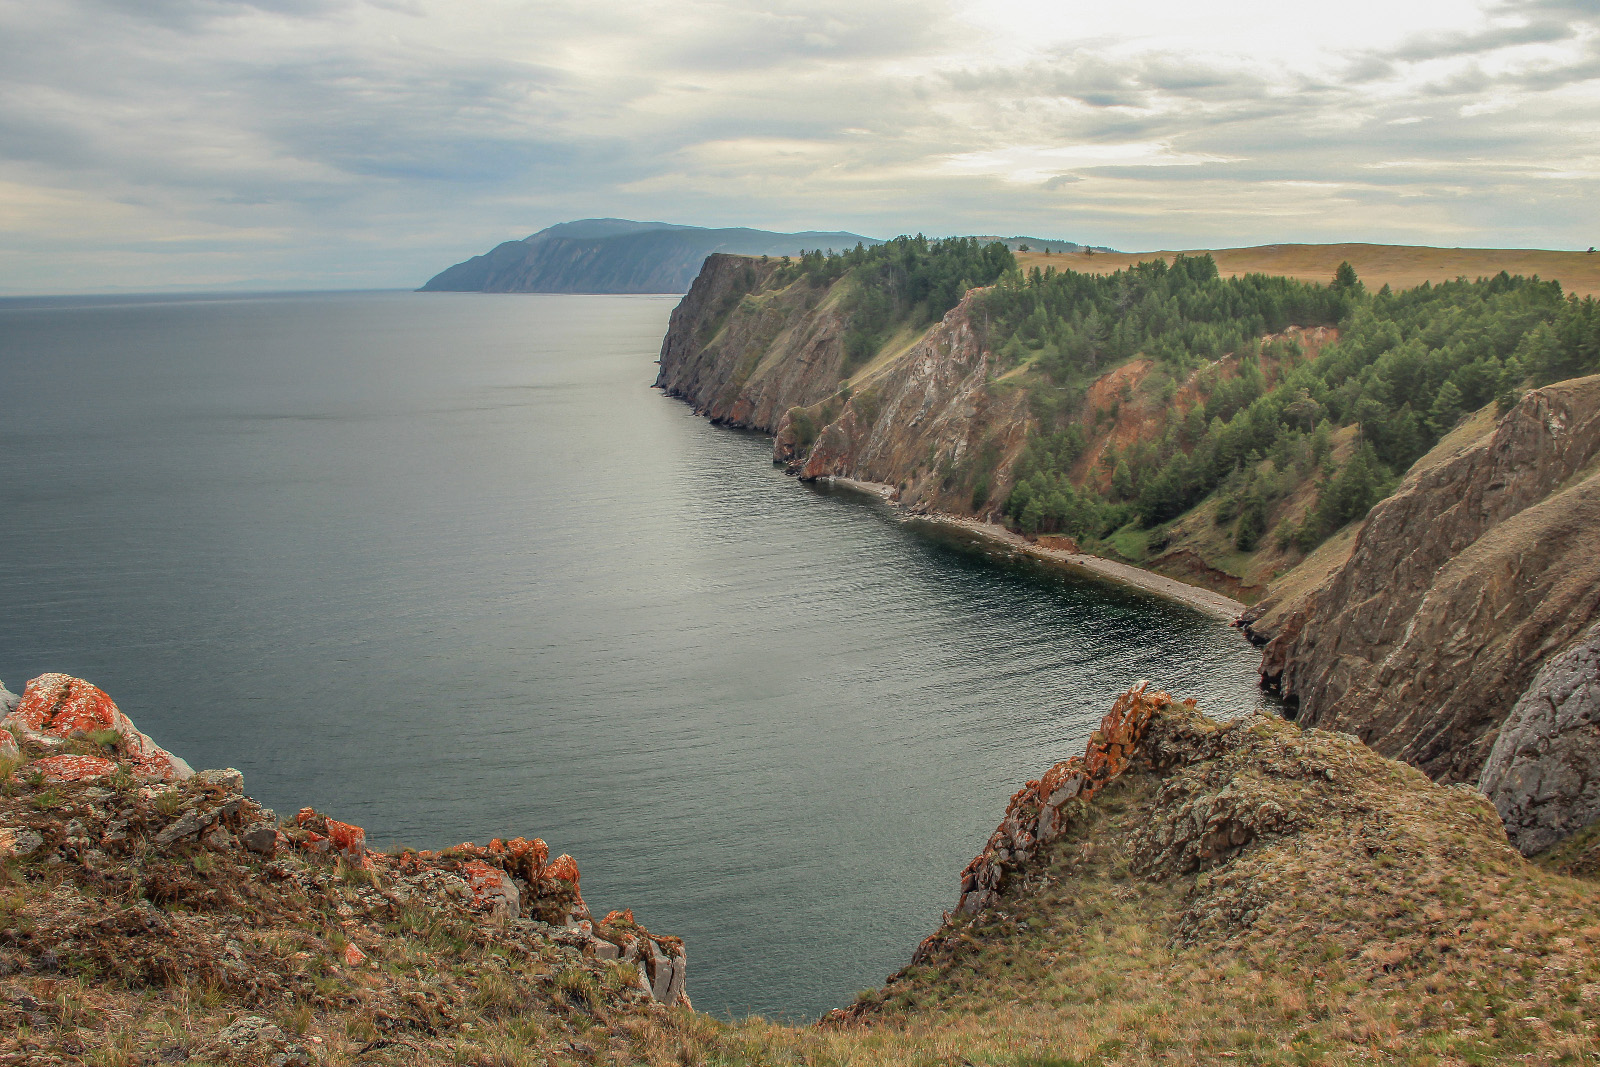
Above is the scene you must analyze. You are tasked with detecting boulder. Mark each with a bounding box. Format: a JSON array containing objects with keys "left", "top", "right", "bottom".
[
  {"left": 0, "top": 679, "right": 17, "bottom": 715},
  {"left": 0, "top": 827, "right": 44, "bottom": 858},
  {"left": 460, "top": 860, "right": 521, "bottom": 918},
  {"left": 2, "top": 673, "right": 193, "bottom": 781},
  {"left": 193, "top": 767, "right": 244, "bottom": 793},
  {"left": 207, "top": 1014, "right": 310, "bottom": 1066},
  {"left": 1480, "top": 619, "right": 1600, "bottom": 854}
]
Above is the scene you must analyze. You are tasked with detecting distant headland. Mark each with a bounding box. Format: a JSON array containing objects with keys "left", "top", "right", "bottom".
[{"left": 417, "top": 219, "right": 1113, "bottom": 295}]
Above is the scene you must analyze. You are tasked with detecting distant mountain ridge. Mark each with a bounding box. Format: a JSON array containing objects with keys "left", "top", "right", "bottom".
[
  {"left": 972, "top": 235, "right": 1119, "bottom": 254},
  {"left": 418, "top": 219, "right": 880, "bottom": 294}
]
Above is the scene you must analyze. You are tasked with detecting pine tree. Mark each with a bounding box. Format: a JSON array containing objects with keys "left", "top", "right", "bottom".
[{"left": 1428, "top": 380, "right": 1465, "bottom": 434}]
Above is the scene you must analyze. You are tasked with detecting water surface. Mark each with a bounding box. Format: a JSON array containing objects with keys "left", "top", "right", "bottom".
[{"left": 0, "top": 291, "right": 1269, "bottom": 1019}]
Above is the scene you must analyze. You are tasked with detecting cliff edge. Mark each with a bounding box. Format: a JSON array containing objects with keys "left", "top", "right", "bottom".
[
  {"left": 0, "top": 673, "right": 687, "bottom": 1066},
  {"left": 1244, "top": 375, "right": 1600, "bottom": 851}
]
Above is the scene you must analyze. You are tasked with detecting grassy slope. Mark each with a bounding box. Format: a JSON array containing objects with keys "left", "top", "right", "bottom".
[
  {"left": 1015, "top": 244, "right": 1600, "bottom": 298},
  {"left": 671, "top": 699, "right": 1600, "bottom": 1067}
]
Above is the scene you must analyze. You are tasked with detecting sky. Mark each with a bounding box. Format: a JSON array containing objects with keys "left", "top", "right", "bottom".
[{"left": 1, "top": 0, "right": 1597, "bottom": 293}]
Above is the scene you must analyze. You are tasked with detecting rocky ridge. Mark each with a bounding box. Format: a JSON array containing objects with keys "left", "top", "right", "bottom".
[
  {"left": 800, "top": 684, "right": 1600, "bottom": 1065},
  {"left": 0, "top": 673, "right": 687, "bottom": 1066},
  {"left": 1245, "top": 375, "right": 1600, "bottom": 833}
]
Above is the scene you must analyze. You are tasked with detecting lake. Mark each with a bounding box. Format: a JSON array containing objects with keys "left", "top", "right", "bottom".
[{"left": 0, "top": 290, "right": 1270, "bottom": 1020}]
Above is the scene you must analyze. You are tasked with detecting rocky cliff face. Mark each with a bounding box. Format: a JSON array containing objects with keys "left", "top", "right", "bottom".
[
  {"left": 1248, "top": 375, "right": 1600, "bottom": 796},
  {"left": 1480, "top": 619, "right": 1600, "bottom": 854},
  {"left": 657, "top": 256, "right": 1032, "bottom": 516},
  {"left": 654, "top": 254, "right": 852, "bottom": 429}
]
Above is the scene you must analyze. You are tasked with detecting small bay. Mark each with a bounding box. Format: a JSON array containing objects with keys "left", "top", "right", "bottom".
[{"left": 0, "top": 291, "right": 1268, "bottom": 1020}]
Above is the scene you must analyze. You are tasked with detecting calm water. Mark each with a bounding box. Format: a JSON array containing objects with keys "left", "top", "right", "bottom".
[{"left": 0, "top": 291, "right": 1268, "bottom": 1019}]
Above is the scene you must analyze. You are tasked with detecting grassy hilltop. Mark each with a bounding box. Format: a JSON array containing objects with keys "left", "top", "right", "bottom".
[{"left": 1016, "top": 243, "right": 1600, "bottom": 299}]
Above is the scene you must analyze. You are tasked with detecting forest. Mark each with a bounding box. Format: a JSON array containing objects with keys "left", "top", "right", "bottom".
[
  {"left": 1000, "top": 262, "right": 1598, "bottom": 551},
  {"left": 786, "top": 238, "right": 1600, "bottom": 558}
]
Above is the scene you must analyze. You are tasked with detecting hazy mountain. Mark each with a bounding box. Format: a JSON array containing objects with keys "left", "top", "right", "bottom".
[
  {"left": 419, "top": 219, "right": 879, "bottom": 294},
  {"left": 971, "top": 235, "right": 1120, "bottom": 254}
]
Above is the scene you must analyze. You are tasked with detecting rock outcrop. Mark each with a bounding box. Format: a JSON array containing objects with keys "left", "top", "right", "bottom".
[
  {"left": 1480, "top": 619, "right": 1600, "bottom": 854},
  {"left": 655, "top": 254, "right": 851, "bottom": 430},
  {"left": 773, "top": 289, "right": 1033, "bottom": 516},
  {"left": 948, "top": 682, "right": 1173, "bottom": 919},
  {"left": 657, "top": 256, "right": 1033, "bottom": 516},
  {"left": 1249, "top": 375, "right": 1600, "bottom": 787},
  {"left": 3, "top": 673, "right": 193, "bottom": 781},
  {"left": 0, "top": 671, "right": 690, "bottom": 1067}
]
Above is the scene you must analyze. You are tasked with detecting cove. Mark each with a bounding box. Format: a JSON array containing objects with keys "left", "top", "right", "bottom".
[{"left": 0, "top": 290, "right": 1269, "bottom": 1019}]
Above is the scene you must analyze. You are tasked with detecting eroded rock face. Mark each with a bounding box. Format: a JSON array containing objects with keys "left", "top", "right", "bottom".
[
  {"left": 775, "top": 290, "right": 1034, "bottom": 516},
  {"left": 654, "top": 254, "right": 846, "bottom": 430},
  {"left": 655, "top": 255, "right": 1032, "bottom": 517},
  {"left": 945, "top": 682, "right": 1174, "bottom": 922},
  {"left": 1255, "top": 376, "right": 1600, "bottom": 785},
  {"left": 3, "top": 673, "right": 193, "bottom": 781},
  {"left": 1480, "top": 620, "right": 1600, "bottom": 854}
]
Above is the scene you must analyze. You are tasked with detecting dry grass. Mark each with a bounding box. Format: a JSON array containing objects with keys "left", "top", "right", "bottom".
[
  {"left": 1014, "top": 243, "right": 1600, "bottom": 298},
  {"left": 625, "top": 708, "right": 1600, "bottom": 1067},
  {"left": 9, "top": 704, "right": 1600, "bottom": 1066}
]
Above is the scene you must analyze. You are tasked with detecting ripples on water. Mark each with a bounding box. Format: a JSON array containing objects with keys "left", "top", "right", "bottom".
[{"left": 0, "top": 291, "right": 1269, "bottom": 1020}]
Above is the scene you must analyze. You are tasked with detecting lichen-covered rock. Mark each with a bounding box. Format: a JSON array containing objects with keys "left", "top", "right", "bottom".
[
  {"left": 3, "top": 673, "right": 193, "bottom": 781},
  {"left": 1480, "top": 619, "right": 1600, "bottom": 854},
  {"left": 23, "top": 753, "right": 118, "bottom": 783},
  {"left": 947, "top": 681, "right": 1176, "bottom": 920}
]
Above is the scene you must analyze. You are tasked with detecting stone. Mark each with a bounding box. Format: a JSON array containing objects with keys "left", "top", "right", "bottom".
[
  {"left": 23, "top": 754, "right": 117, "bottom": 783},
  {"left": 343, "top": 942, "right": 367, "bottom": 967},
  {"left": 460, "top": 860, "right": 520, "bottom": 918},
  {"left": 155, "top": 806, "right": 214, "bottom": 846},
  {"left": 0, "top": 827, "right": 44, "bottom": 857},
  {"left": 663, "top": 951, "right": 687, "bottom": 1006},
  {"left": 1480, "top": 620, "right": 1600, "bottom": 854},
  {"left": 2, "top": 673, "right": 193, "bottom": 781},
  {"left": 0, "top": 730, "right": 17, "bottom": 762},
  {"left": 208, "top": 1014, "right": 309, "bottom": 1065},
  {"left": 193, "top": 768, "right": 244, "bottom": 793},
  {"left": 241, "top": 823, "right": 279, "bottom": 856},
  {"left": 324, "top": 817, "right": 366, "bottom": 860},
  {"left": 0, "top": 680, "right": 18, "bottom": 715},
  {"left": 294, "top": 808, "right": 367, "bottom": 861}
]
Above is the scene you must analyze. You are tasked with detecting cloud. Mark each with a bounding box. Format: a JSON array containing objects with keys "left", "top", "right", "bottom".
[{"left": 0, "top": 0, "right": 1597, "bottom": 292}]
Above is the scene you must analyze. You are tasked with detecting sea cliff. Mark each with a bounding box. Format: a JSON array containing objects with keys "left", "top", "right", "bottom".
[
  {"left": 1244, "top": 374, "right": 1600, "bottom": 854},
  {"left": 661, "top": 251, "right": 1600, "bottom": 872}
]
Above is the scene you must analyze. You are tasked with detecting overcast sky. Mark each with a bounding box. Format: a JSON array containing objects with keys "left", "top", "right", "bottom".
[{"left": 2, "top": 0, "right": 1597, "bottom": 293}]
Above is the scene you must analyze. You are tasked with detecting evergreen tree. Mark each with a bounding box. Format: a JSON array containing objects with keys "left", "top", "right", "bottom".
[{"left": 1428, "top": 380, "right": 1465, "bottom": 434}]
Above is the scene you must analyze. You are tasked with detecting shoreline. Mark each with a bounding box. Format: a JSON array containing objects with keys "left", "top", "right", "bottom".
[{"left": 816, "top": 477, "right": 1246, "bottom": 621}]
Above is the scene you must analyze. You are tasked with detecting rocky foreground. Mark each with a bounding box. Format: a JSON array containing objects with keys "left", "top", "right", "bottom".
[
  {"left": 0, "top": 673, "right": 688, "bottom": 1067},
  {"left": 6, "top": 672, "right": 1600, "bottom": 1065}
]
